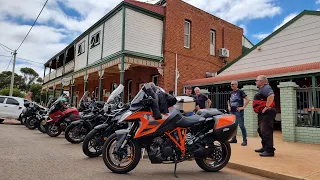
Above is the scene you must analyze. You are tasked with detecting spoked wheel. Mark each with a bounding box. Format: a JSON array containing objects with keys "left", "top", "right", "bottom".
[
  {"left": 46, "top": 122, "right": 62, "bottom": 137},
  {"left": 195, "top": 141, "right": 231, "bottom": 172},
  {"left": 37, "top": 119, "right": 47, "bottom": 133},
  {"left": 65, "top": 124, "right": 88, "bottom": 144},
  {"left": 102, "top": 133, "right": 141, "bottom": 174},
  {"left": 82, "top": 129, "right": 105, "bottom": 157}
]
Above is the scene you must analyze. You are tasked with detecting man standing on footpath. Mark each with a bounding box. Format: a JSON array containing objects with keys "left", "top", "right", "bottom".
[
  {"left": 183, "top": 86, "right": 196, "bottom": 116},
  {"left": 228, "top": 81, "right": 250, "bottom": 146},
  {"left": 194, "top": 87, "right": 212, "bottom": 111},
  {"left": 253, "top": 75, "right": 276, "bottom": 157}
]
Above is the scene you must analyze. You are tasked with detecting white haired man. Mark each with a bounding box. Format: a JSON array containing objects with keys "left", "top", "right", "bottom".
[
  {"left": 253, "top": 75, "right": 276, "bottom": 157},
  {"left": 228, "top": 81, "right": 250, "bottom": 146},
  {"left": 194, "top": 87, "right": 212, "bottom": 111}
]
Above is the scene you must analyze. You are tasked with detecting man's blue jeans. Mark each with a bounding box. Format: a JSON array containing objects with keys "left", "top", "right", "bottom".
[{"left": 231, "top": 111, "right": 247, "bottom": 142}]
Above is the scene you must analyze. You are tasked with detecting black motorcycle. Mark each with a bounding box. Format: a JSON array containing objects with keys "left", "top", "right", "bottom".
[
  {"left": 23, "top": 101, "right": 47, "bottom": 131},
  {"left": 65, "top": 98, "right": 106, "bottom": 144},
  {"left": 82, "top": 85, "right": 129, "bottom": 158}
]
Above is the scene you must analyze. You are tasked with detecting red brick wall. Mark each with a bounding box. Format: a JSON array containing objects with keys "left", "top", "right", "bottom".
[{"left": 163, "top": 0, "right": 243, "bottom": 94}]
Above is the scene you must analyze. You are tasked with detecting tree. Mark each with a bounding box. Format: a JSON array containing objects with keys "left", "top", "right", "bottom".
[
  {"left": 0, "top": 71, "right": 26, "bottom": 90},
  {"left": 20, "top": 67, "right": 39, "bottom": 91},
  {"left": 36, "top": 77, "right": 43, "bottom": 83},
  {"left": 0, "top": 88, "right": 26, "bottom": 98},
  {"left": 29, "top": 84, "right": 43, "bottom": 103}
]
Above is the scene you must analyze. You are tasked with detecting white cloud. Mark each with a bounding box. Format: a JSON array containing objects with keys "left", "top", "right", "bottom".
[
  {"left": 0, "top": 0, "right": 282, "bottom": 78},
  {"left": 316, "top": 0, "right": 320, "bottom": 4},
  {"left": 184, "top": 0, "right": 282, "bottom": 24},
  {"left": 239, "top": 24, "right": 248, "bottom": 35},
  {"left": 317, "top": 9, "right": 320, "bottom": 11},
  {"left": 252, "top": 33, "right": 270, "bottom": 40},
  {"left": 273, "top": 13, "right": 298, "bottom": 31}
]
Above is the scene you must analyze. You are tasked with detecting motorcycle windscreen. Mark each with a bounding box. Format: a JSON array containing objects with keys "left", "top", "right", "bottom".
[
  {"left": 79, "top": 91, "right": 89, "bottom": 103},
  {"left": 107, "top": 84, "right": 124, "bottom": 103}
]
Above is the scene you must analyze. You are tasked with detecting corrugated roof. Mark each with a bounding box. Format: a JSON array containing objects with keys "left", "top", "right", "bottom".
[{"left": 184, "top": 61, "right": 320, "bottom": 86}]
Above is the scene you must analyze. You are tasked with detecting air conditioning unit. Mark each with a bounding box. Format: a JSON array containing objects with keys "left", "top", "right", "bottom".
[
  {"left": 219, "top": 48, "right": 230, "bottom": 58},
  {"left": 206, "top": 72, "right": 217, "bottom": 78}
]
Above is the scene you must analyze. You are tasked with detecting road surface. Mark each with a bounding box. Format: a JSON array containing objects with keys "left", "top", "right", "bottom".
[{"left": 0, "top": 123, "right": 270, "bottom": 180}]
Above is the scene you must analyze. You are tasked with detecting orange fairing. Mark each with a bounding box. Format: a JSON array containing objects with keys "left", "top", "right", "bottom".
[
  {"left": 215, "top": 115, "right": 236, "bottom": 129},
  {"left": 124, "top": 111, "right": 187, "bottom": 156},
  {"left": 124, "top": 111, "right": 167, "bottom": 139}
]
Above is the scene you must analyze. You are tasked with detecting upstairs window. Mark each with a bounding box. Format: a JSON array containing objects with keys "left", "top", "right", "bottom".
[
  {"left": 210, "top": 30, "right": 216, "bottom": 56},
  {"left": 90, "top": 31, "right": 100, "bottom": 48},
  {"left": 184, "top": 20, "right": 191, "bottom": 48},
  {"left": 77, "top": 41, "right": 85, "bottom": 56}
]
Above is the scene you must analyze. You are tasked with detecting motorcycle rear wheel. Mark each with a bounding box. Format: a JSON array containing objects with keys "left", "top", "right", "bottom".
[{"left": 195, "top": 141, "right": 231, "bottom": 172}]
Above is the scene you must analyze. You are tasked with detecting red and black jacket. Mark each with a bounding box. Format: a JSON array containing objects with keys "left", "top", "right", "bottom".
[{"left": 252, "top": 99, "right": 275, "bottom": 113}]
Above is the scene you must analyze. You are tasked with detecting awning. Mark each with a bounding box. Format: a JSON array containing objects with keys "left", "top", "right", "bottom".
[{"left": 185, "top": 61, "right": 320, "bottom": 86}]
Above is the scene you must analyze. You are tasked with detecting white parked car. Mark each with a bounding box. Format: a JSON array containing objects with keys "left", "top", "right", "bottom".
[{"left": 0, "top": 96, "right": 27, "bottom": 123}]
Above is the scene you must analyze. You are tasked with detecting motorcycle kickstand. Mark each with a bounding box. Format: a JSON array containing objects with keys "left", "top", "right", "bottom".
[{"left": 174, "top": 155, "right": 178, "bottom": 178}]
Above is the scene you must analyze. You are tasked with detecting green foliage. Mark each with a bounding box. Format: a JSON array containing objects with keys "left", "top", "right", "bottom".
[
  {"left": 0, "top": 71, "right": 26, "bottom": 90},
  {"left": 29, "top": 84, "right": 43, "bottom": 103},
  {"left": 0, "top": 88, "right": 26, "bottom": 98},
  {"left": 20, "top": 67, "right": 39, "bottom": 90}
]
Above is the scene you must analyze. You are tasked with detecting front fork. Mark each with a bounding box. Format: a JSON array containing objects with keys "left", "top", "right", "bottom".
[{"left": 115, "top": 122, "right": 137, "bottom": 152}]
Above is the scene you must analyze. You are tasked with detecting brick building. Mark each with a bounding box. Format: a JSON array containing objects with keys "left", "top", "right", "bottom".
[{"left": 42, "top": 0, "right": 245, "bottom": 105}]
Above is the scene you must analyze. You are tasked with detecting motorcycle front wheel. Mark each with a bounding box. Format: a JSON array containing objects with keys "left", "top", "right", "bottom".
[
  {"left": 37, "top": 119, "right": 47, "bottom": 133},
  {"left": 82, "top": 129, "right": 105, "bottom": 157},
  {"left": 46, "top": 122, "right": 62, "bottom": 137},
  {"left": 65, "top": 124, "right": 88, "bottom": 144},
  {"left": 102, "top": 133, "right": 141, "bottom": 174},
  {"left": 195, "top": 141, "right": 231, "bottom": 172}
]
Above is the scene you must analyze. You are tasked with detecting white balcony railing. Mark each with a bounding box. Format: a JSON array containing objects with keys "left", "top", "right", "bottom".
[
  {"left": 49, "top": 70, "right": 56, "bottom": 80},
  {"left": 44, "top": 74, "right": 49, "bottom": 83},
  {"left": 56, "top": 67, "right": 63, "bottom": 77},
  {"left": 64, "top": 60, "right": 74, "bottom": 74}
]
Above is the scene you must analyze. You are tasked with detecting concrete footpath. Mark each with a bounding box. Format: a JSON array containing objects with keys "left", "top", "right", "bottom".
[{"left": 227, "top": 131, "right": 320, "bottom": 180}]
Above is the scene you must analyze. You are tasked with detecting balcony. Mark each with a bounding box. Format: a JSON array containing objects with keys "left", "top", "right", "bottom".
[
  {"left": 56, "top": 67, "right": 63, "bottom": 77},
  {"left": 64, "top": 60, "right": 74, "bottom": 74},
  {"left": 49, "top": 70, "right": 56, "bottom": 80},
  {"left": 44, "top": 74, "right": 50, "bottom": 83}
]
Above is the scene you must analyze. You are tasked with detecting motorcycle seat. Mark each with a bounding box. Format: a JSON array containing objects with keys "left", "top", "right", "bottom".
[
  {"left": 196, "top": 108, "right": 223, "bottom": 118},
  {"left": 176, "top": 115, "right": 205, "bottom": 128}
]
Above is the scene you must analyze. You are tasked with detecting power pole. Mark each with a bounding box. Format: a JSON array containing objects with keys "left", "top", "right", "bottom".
[{"left": 9, "top": 50, "right": 17, "bottom": 96}]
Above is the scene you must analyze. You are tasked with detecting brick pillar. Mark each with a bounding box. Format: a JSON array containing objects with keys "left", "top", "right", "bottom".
[
  {"left": 278, "top": 82, "right": 298, "bottom": 142},
  {"left": 242, "top": 85, "right": 258, "bottom": 137}
]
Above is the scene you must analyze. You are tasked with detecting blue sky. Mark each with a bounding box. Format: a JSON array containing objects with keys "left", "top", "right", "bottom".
[
  {"left": 244, "top": 0, "right": 320, "bottom": 44},
  {"left": 0, "top": 0, "right": 320, "bottom": 77}
]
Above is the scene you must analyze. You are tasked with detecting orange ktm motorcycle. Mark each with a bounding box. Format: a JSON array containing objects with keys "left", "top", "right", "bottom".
[{"left": 102, "top": 84, "right": 237, "bottom": 177}]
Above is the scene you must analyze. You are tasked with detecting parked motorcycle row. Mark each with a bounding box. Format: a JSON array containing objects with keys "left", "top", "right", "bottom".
[{"left": 19, "top": 83, "right": 238, "bottom": 177}]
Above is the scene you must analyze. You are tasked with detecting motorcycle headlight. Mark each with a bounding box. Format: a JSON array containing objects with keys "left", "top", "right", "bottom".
[{"left": 118, "top": 111, "right": 132, "bottom": 123}]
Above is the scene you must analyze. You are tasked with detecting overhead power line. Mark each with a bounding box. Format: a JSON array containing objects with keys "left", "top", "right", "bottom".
[
  {"left": 0, "top": 42, "right": 14, "bottom": 52},
  {"left": 0, "top": 54, "right": 42, "bottom": 64},
  {"left": 16, "top": 0, "right": 49, "bottom": 51}
]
